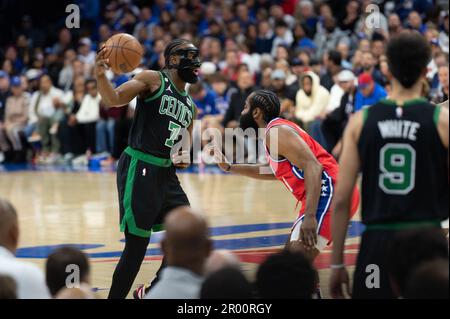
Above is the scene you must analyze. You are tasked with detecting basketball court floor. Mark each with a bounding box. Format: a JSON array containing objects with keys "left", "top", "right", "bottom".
[{"left": 0, "top": 165, "right": 365, "bottom": 298}]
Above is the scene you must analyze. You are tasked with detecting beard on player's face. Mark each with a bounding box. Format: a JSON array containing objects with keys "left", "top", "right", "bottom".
[
  {"left": 177, "top": 68, "right": 199, "bottom": 84},
  {"left": 239, "top": 109, "right": 259, "bottom": 131}
]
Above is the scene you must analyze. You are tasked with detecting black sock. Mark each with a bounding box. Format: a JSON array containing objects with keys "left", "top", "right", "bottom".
[{"left": 108, "top": 229, "right": 150, "bottom": 299}]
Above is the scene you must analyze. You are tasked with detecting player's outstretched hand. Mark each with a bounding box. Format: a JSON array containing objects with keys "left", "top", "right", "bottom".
[
  {"left": 329, "top": 267, "right": 352, "bottom": 299},
  {"left": 94, "top": 46, "right": 110, "bottom": 78},
  {"left": 205, "top": 143, "right": 231, "bottom": 172},
  {"left": 299, "top": 214, "right": 318, "bottom": 250},
  {"left": 172, "top": 150, "right": 190, "bottom": 169}
]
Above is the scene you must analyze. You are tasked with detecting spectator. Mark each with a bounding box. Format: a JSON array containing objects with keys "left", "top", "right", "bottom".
[
  {"left": 355, "top": 0, "right": 389, "bottom": 39},
  {"left": 354, "top": 72, "right": 387, "bottom": 111},
  {"left": 255, "top": 20, "right": 275, "bottom": 54},
  {"left": 51, "top": 28, "right": 73, "bottom": 57},
  {"left": 256, "top": 250, "right": 317, "bottom": 299},
  {"left": 271, "top": 20, "right": 294, "bottom": 56},
  {"left": 209, "top": 73, "right": 236, "bottom": 119},
  {"left": 73, "top": 79, "right": 101, "bottom": 155},
  {"left": 321, "top": 70, "right": 357, "bottom": 155},
  {"left": 387, "top": 229, "right": 449, "bottom": 298},
  {"left": 58, "top": 50, "right": 78, "bottom": 91},
  {"left": 438, "top": 11, "right": 449, "bottom": 54},
  {"left": 358, "top": 51, "right": 384, "bottom": 85},
  {"left": 388, "top": 13, "right": 404, "bottom": 37},
  {"left": 433, "top": 65, "right": 449, "bottom": 104},
  {"left": 407, "top": 11, "right": 426, "bottom": 34},
  {"left": 77, "top": 38, "right": 95, "bottom": 75},
  {"left": 0, "top": 274, "right": 17, "bottom": 299},
  {"left": 295, "top": 71, "right": 330, "bottom": 130},
  {"left": 0, "top": 198, "right": 50, "bottom": 298},
  {"left": 145, "top": 207, "right": 212, "bottom": 299},
  {"left": 320, "top": 50, "right": 342, "bottom": 91},
  {"left": 339, "top": 0, "right": 360, "bottom": 33},
  {"left": 222, "top": 70, "right": 255, "bottom": 128},
  {"left": 269, "top": 69, "right": 296, "bottom": 120},
  {"left": 314, "top": 16, "right": 349, "bottom": 60},
  {"left": 45, "top": 246, "right": 92, "bottom": 298},
  {"left": 404, "top": 258, "right": 449, "bottom": 299},
  {"left": 4, "top": 76, "right": 29, "bottom": 153},
  {"left": 29, "top": 74, "right": 65, "bottom": 161},
  {"left": 200, "top": 267, "right": 253, "bottom": 299},
  {"left": 0, "top": 72, "right": 11, "bottom": 162},
  {"left": 204, "top": 250, "right": 241, "bottom": 276}
]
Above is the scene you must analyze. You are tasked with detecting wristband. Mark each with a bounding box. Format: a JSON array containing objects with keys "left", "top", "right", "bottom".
[{"left": 330, "top": 263, "right": 345, "bottom": 269}]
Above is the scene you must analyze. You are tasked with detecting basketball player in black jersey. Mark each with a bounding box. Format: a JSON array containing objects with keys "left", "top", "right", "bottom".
[
  {"left": 329, "top": 32, "right": 449, "bottom": 299},
  {"left": 95, "top": 39, "right": 201, "bottom": 299}
]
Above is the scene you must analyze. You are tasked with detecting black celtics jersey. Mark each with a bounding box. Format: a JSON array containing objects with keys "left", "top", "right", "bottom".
[
  {"left": 357, "top": 98, "right": 448, "bottom": 225},
  {"left": 128, "top": 71, "right": 195, "bottom": 158}
]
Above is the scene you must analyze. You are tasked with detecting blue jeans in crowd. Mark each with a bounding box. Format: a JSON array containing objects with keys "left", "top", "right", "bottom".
[{"left": 96, "top": 119, "right": 115, "bottom": 154}]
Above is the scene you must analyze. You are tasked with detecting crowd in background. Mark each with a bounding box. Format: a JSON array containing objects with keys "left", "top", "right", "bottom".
[
  {"left": 0, "top": 197, "right": 448, "bottom": 299},
  {"left": 0, "top": 0, "right": 448, "bottom": 165}
]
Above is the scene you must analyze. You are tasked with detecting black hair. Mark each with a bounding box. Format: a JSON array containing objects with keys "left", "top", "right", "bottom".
[
  {"left": 45, "top": 246, "right": 90, "bottom": 296},
  {"left": 387, "top": 229, "right": 448, "bottom": 296},
  {"left": 404, "top": 258, "right": 449, "bottom": 299},
  {"left": 200, "top": 267, "right": 254, "bottom": 299},
  {"left": 256, "top": 250, "right": 317, "bottom": 299},
  {"left": 386, "top": 32, "right": 431, "bottom": 88},
  {"left": 85, "top": 78, "right": 96, "bottom": 88},
  {"left": 249, "top": 90, "right": 281, "bottom": 123},
  {"left": 328, "top": 50, "right": 342, "bottom": 66},
  {"left": 163, "top": 38, "right": 191, "bottom": 69}
]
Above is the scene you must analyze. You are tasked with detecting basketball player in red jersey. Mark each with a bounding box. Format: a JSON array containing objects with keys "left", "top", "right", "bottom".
[{"left": 210, "top": 90, "right": 360, "bottom": 261}]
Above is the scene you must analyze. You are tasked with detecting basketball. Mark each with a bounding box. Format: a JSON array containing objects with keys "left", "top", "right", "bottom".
[{"left": 102, "top": 33, "right": 143, "bottom": 74}]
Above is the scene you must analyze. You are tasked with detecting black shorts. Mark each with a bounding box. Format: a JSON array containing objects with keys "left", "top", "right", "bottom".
[
  {"left": 352, "top": 230, "right": 396, "bottom": 299},
  {"left": 116, "top": 147, "right": 190, "bottom": 238}
]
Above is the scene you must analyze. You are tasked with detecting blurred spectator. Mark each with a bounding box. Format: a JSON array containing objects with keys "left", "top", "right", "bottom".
[
  {"left": 29, "top": 74, "right": 65, "bottom": 161},
  {"left": 407, "top": 11, "right": 426, "bottom": 34},
  {"left": 387, "top": 229, "right": 449, "bottom": 298},
  {"left": 404, "top": 258, "right": 449, "bottom": 299},
  {"left": 200, "top": 267, "right": 253, "bottom": 299},
  {"left": 321, "top": 70, "right": 357, "bottom": 155},
  {"left": 320, "top": 50, "right": 342, "bottom": 91},
  {"left": 209, "top": 73, "right": 236, "bottom": 118},
  {"left": 4, "top": 77, "right": 29, "bottom": 152},
  {"left": 52, "top": 29, "right": 73, "bottom": 57},
  {"left": 77, "top": 38, "right": 96, "bottom": 73},
  {"left": 433, "top": 65, "right": 449, "bottom": 104},
  {"left": 339, "top": 0, "right": 360, "bottom": 33},
  {"left": 354, "top": 73, "right": 387, "bottom": 111},
  {"left": 269, "top": 69, "right": 296, "bottom": 120},
  {"left": 222, "top": 70, "right": 255, "bottom": 128},
  {"left": 358, "top": 51, "right": 384, "bottom": 85},
  {"left": 0, "top": 198, "right": 50, "bottom": 298},
  {"left": 271, "top": 20, "right": 294, "bottom": 56},
  {"left": 256, "top": 250, "right": 317, "bottom": 299},
  {"left": 314, "top": 16, "right": 349, "bottom": 61},
  {"left": 204, "top": 249, "right": 241, "bottom": 276},
  {"left": 0, "top": 72, "right": 11, "bottom": 162},
  {"left": 255, "top": 21, "right": 275, "bottom": 54},
  {"left": 72, "top": 79, "right": 100, "bottom": 155},
  {"left": 145, "top": 207, "right": 212, "bottom": 299},
  {"left": 0, "top": 274, "right": 17, "bottom": 299},
  {"left": 295, "top": 71, "right": 330, "bottom": 130},
  {"left": 46, "top": 246, "right": 92, "bottom": 298},
  {"left": 388, "top": 13, "right": 404, "bottom": 37},
  {"left": 439, "top": 11, "right": 449, "bottom": 54}
]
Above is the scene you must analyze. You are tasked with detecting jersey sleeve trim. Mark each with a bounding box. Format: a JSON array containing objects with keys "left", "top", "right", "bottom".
[
  {"left": 145, "top": 72, "right": 165, "bottom": 102},
  {"left": 433, "top": 105, "right": 441, "bottom": 127}
]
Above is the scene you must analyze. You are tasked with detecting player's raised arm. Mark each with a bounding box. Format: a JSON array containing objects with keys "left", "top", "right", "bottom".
[
  {"left": 270, "top": 125, "right": 323, "bottom": 248},
  {"left": 329, "top": 111, "right": 363, "bottom": 299},
  {"left": 94, "top": 51, "right": 160, "bottom": 107}
]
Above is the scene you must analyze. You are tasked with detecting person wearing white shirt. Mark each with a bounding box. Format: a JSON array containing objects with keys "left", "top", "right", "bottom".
[
  {"left": 73, "top": 79, "right": 101, "bottom": 154},
  {"left": 0, "top": 198, "right": 51, "bottom": 299},
  {"left": 29, "top": 75, "right": 64, "bottom": 155}
]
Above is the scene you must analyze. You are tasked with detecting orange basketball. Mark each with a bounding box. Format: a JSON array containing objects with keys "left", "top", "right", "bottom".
[{"left": 103, "top": 33, "right": 143, "bottom": 74}]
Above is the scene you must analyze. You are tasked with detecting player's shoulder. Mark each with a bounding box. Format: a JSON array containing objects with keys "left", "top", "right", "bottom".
[{"left": 133, "top": 70, "right": 162, "bottom": 86}]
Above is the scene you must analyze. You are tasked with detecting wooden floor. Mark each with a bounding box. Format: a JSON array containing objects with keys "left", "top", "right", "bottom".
[{"left": 0, "top": 169, "right": 361, "bottom": 298}]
